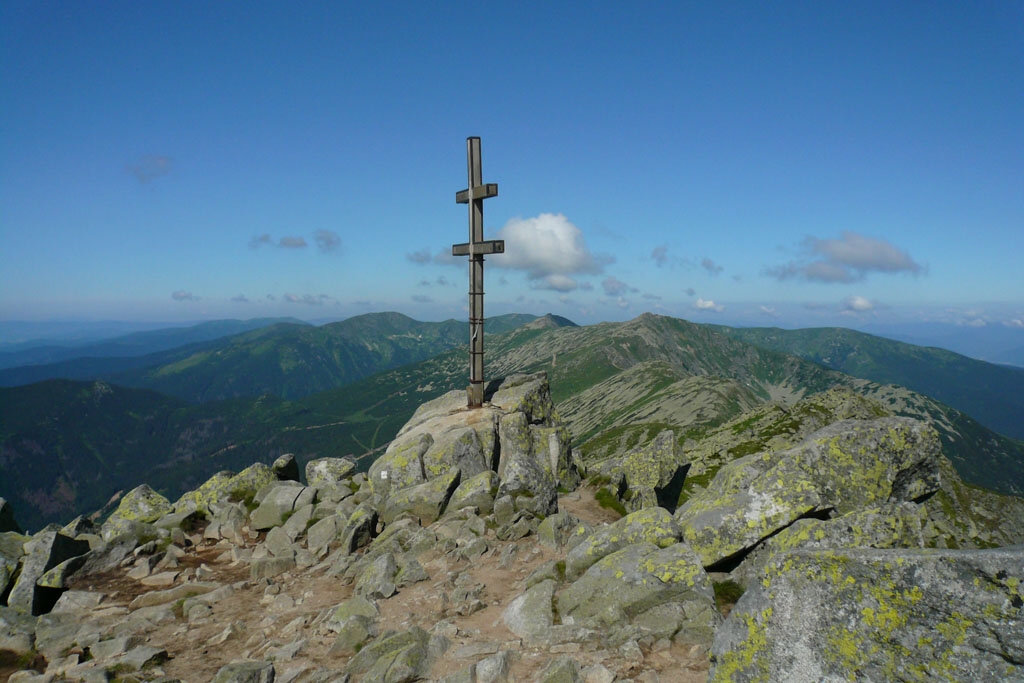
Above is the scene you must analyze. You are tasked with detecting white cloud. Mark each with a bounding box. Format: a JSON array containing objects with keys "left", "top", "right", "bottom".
[
  {"left": 841, "top": 295, "right": 874, "bottom": 312},
  {"left": 767, "top": 231, "right": 923, "bottom": 283},
  {"left": 760, "top": 305, "right": 777, "bottom": 316},
  {"left": 1006, "top": 319, "right": 1024, "bottom": 329},
  {"left": 695, "top": 298, "right": 724, "bottom": 312},
  {"left": 492, "top": 213, "right": 607, "bottom": 280}
]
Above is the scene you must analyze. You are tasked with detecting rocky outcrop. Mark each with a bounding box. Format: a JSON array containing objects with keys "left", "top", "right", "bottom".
[
  {"left": 368, "top": 373, "right": 578, "bottom": 523},
  {"left": 676, "top": 417, "right": 942, "bottom": 569},
  {"left": 711, "top": 547, "right": 1024, "bottom": 682},
  {"left": 588, "top": 430, "right": 689, "bottom": 513}
]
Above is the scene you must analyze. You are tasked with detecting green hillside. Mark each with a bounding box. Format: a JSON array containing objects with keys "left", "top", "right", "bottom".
[{"left": 718, "top": 325, "right": 1024, "bottom": 441}]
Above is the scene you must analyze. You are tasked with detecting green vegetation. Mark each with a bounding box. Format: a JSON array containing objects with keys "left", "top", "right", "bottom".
[
  {"left": 594, "top": 487, "right": 627, "bottom": 517},
  {"left": 713, "top": 579, "right": 746, "bottom": 613}
]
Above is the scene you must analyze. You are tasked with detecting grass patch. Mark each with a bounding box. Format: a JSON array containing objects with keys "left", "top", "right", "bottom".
[
  {"left": 594, "top": 486, "right": 627, "bottom": 517},
  {"left": 713, "top": 579, "right": 745, "bottom": 614}
]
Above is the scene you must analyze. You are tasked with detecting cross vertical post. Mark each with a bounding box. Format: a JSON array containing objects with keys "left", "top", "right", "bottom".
[{"left": 452, "top": 137, "right": 503, "bottom": 408}]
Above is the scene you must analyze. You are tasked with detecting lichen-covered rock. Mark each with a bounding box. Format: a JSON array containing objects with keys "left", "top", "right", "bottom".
[
  {"left": 496, "top": 413, "right": 560, "bottom": 516},
  {"left": 736, "top": 502, "right": 929, "bottom": 584},
  {"left": 173, "top": 470, "right": 235, "bottom": 515},
  {"left": 102, "top": 484, "right": 173, "bottom": 540},
  {"left": 226, "top": 463, "right": 278, "bottom": 505},
  {"left": 305, "top": 456, "right": 357, "bottom": 487},
  {"left": 558, "top": 541, "right": 720, "bottom": 644},
  {"left": 536, "top": 656, "right": 582, "bottom": 683},
  {"left": 0, "top": 497, "right": 22, "bottom": 533},
  {"left": 355, "top": 552, "right": 398, "bottom": 599},
  {"left": 565, "top": 506, "right": 682, "bottom": 579},
  {"left": 489, "top": 372, "right": 558, "bottom": 425},
  {"left": 591, "top": 430, "right": 689, "bottom": 513},
  {"left": 381, "top": 468, "right": 461, "bottom": 525},
  {"left": 677, "top": 417, "right": 941, "bottom": 568},
  {"left": 447, "top": 470, "right": 499, "bottom": 515},
  {"left": 346, "top": 626, "right": 435, "bottom": 683},
  {"left": 7, "top": 529, "right": 90, "bottom": 615},
  {"left": 537, "top": 512, "right": 589, "bottom": 550},
  {"left": 272, "top": 453, "right": 300, "bottom": 482},
  {"left": 368, "top": 432, "right": 433, "bottom": 499},
  {"left": 711, "top": 547, "right": 1024, "bottom": 682},
  {"left": 211, "top": 659, "right": 276, "bottom": 682}
]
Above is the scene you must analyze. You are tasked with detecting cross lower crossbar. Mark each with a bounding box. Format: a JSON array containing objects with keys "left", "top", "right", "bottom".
[{"left": 452, "top": 240, "right": 505, "bottom": 256}]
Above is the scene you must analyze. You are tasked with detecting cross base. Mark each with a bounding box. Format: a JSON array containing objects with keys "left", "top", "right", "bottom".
[{"left": 467, "top": 382, "right": 484, "bottom": 408}]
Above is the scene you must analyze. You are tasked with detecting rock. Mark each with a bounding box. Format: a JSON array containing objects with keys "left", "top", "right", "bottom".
[
  {"left": 537, "top": 513, "right": 588, "bottom": 549},
  {"left": 565, "top": 506, "right": 681, "bottom": 579},
  {"left": 676, "top": 417, "right": 941, "bottom": 569},
  {"left": 447, "top": 470, "right": 499, "bottom": 515},
  {"left": 7, "top": 529, "right": 90, "bottom": 615},
  {"left": 496, "top": 412, "right": 561, "bottom": 516},
  {"left": 355, "top": 553, "right": 398, "bottom": 599},
  {"left": 250, "top": 484, "right": 316, "bottom": 531},
  {"left": 212, "top": 660, "right": 276, "bottom": 683},
  {"left": 36, "top": 553, "right": 88, "bottom": 589},
  {"left": 273, "top": 453, "right": 300, "bottom": 482},
  {"left": 503, "top": 579, "right": 556, "bottom": 641},
  {"left": 602, "top": 429, "right": 688, "bottom": 512},
  {"left": 381, "top": 468, "right": 461, "bottom": 525},
  {"left": 346, "top": 627, "right": 434, "bottom": 683},
  {"left": 250, "top": 556, "right": 296, "bottom": 580},
  {"left": 226, "top": 464, "right": 279, "bottom": 505},
  {"left": 0, "top": 531, "right": 27, "bottom": 598},
  {"left": 173, "top": 470, "right": 236, "bottom": 514},
  {"left": 537, "top": 657, "right": 581, "bottom": 683},
  {"left": 306, "top": 514, "right": 343, "bottom": 556},
  {"left": 328, "top": 615, "right": 377, "bottom": 656},
  {"left": 338, "top": 504, "right": 378, "bottom": 555},
  {"left": 305, "top": 456, "right": 357, "bottom": 487},
  {"left": 558, "top": 542, "right": 720, "bottom": 645},
  {"left": 101, "top": 484, "right": 173, "bottom": 539},
  {"left": 0, "top": 497, "right": 22, "bottom": 533},
  {"left": 711, "top": 546, "right": 1024, "bottom": 682},
  {"left": 324, "top": 595, "right": 380, "bottom": 633},
  {"left": 154, "top": 507, "right": 206, "bottom": 533},
  {"left": 126, "top": 581, "right": 221, "bottom": 609},
  {"left": 0, "top": 605, "right": 36, "bottom": 656},
  {"left": 368, "top": 431, "right": 433, "bottom": 499}
]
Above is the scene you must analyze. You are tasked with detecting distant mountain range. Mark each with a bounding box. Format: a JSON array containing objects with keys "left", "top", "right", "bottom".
[{"left": 1, "top": 312, "right": 1021, "bottom": 532}]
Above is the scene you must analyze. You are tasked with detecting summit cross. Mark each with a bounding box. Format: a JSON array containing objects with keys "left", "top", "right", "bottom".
[{"left": 452, "top": 136, "right": 504, "bottom": 408}]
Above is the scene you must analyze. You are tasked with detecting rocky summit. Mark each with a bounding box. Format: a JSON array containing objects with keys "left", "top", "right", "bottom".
[{"left": 0, "top": 373, "right": 1022, "bottom": 682}]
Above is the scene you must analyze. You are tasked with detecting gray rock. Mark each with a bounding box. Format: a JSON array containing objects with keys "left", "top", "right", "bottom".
[
  {"left": 0, "top": 497, "right": 22, "bottom": 533},
  {"left": 212, "top": 660, "right": 276, "bottom": 683},
  {"left": 711, "top": 546, "right": 1024, "bottom": 682},
  {"left": 565, "top": 506, "right": 681, "bottom": 579},
  {"left": 381, "top": 468, "right": 461, "bottom": 525},
  {"left": 338, "top": 504, "right": 378, "bottom": 555},
  {"left": 677, "top": 417, "right": 942, "bottom": 569},
  {"left": 250, "top": 556, "right": 296, "bottom": 580},
  {"left": 306, "top": 514, "right": 343, "bottom": 556},
  {"left": 537, "top": 657, "right": 581, "bottom": 683},
  {"left": 305, "top": 456, "right": 357, "bottom": 487},
  {"left": 250, "top": 484, "right": 315, "bottom": 530},
  {"left": 496, "top": 413, "right": 560, "bottom": 516},
  {"left": 0, "top": 604, "right": 36, "bottom": 656},
  {"left": 558, "top": 541, "right": 720, "bottom": 645},
  {"left": 355, "top": 553, "right": 398, "bottom": 599},
  {"left": 503, "top": 579, "right": 556, "bottom": 641},
  {"left": 346, "top": 627, "right": 433, "bottom": 683},
  {"left": 273, "top": 453, "right": 300, "bottom": 482},
  {"left": 447, "top": 470, "right": 499, "bottom": 515},
  {"left": 537, "top": 512, "right": 587, "bottom": 549},
  {"left": 592, "top": 429, "right": 688, "bottom": 513},
  {"left": 0, "top": 531, "right": 27, "bottom": 598},
  {"left": 328, "top": 615, "right": 377, "bottom": 656},
  {"left": 7, "top": 529, "right": 91, "bottom": 615}
]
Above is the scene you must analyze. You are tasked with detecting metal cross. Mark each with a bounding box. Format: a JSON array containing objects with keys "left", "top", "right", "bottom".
[{"left": 452, "top": 137, "right": 503, "bottom": 408}]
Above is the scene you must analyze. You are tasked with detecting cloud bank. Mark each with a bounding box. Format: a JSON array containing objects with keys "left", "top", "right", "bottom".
[
  {"left": 767, "top": 231, "right": 923, "bottom": 283},
  {"left": 491, "top": 213, "right": 608, "bottom": 290}
]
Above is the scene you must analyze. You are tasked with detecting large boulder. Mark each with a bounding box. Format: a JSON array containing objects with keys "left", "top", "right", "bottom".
[
  {"left": 368, "top": 373, "right": 577, "bottom": 515},
  {"left": 557, "top": 541, "right": 720, "bottom": 645},
  {"left": 676, "top": 417, "right": 941, "bottom": 569},
  {"left": 381, "top": 468, "right": 461, "bottom": 525},
  {"left": 711, "top": 547, "right": 1024, "bottom": 682},
  {"left": 249, "top": 483, "right": 316, "bottom": 531},
  {"left": 564, "top": 506, "right": 682, "bottom": 579},
  {"left": 305, "top": 456, "right": 357, "bottom": 487},
  {"left": 589, "top": 430, "right": 689, "bottom": 512},
  {"left": 0, "top": 531, "right": 27, "bottom": 599},
  {"left": 7, "top": 529, "right": 90, "bottom": 615},
  {"left": 102, "top": 484, "right": 173, "bottom": 540}
]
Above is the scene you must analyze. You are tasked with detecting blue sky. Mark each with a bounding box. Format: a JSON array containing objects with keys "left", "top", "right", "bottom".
[{"left": 2, "top": 2, "right": 1022, "bottom": 331}]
